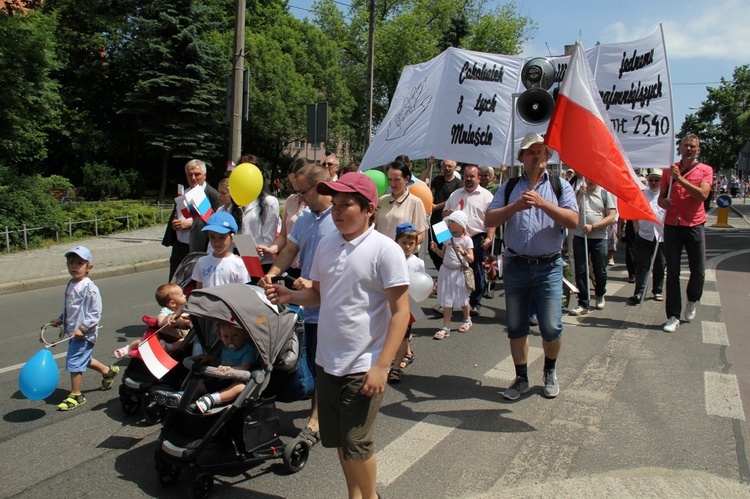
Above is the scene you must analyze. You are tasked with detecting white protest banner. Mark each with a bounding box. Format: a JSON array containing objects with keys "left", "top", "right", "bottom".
[
  {"left": 361, "top": 25, "right": 673, "bottom": 171},
  {"left": 360, "top": 48, "right": 522, "bottom": 171}
]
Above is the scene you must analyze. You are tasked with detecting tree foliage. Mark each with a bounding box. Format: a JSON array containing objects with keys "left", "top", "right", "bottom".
[
  {"left": 1, "top": 0, "right": 532, "bottom": 193},
  {"left": 679, "top": 64, "right": 750, "bottom": 171}
]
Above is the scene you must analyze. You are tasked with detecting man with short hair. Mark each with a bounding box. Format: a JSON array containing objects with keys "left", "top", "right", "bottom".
[
  {"left": 568, "top": 178, "right": 617, "bottom": 316},
  {"left": 162, "top": 159, "right": 219, "bottom": 280},
  {"left": 485, "top": 133, "right": 578, "bottom": 400},
  {"left": 264, "top": 163, "right": 336, "bottom": 444},
  {"left": 658, "top": 133, "right": 713, "bottom": 332},
  {"left": 323, "top": 155, "right": 339, "bottom": 181},
  {"left": 444, "top": 165, "right": 496, "bottom": 315},
  {"left": 478, "top": 164, "right": 498, "bottom": 194},
  {"left": 427, "top": 158, "right": 462, "bottom": 270}
]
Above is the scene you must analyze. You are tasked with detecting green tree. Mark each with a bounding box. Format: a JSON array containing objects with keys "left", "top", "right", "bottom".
[
  {"left": 116, "top": 0, "right": 226, "bottom": 201},
  {"left": 679, "top": 65, "right": 750, "bottom": 171},
  {"left": 0, "top": 9, "right": 62, "bottom": 173}
]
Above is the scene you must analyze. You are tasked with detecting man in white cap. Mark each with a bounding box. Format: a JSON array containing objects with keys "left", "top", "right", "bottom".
[
  {"left": 485, "top": 133, "right": 578, "bottom": 400},
  {"left": 629, "top": 169, "right": 666, "bottom": 304}
]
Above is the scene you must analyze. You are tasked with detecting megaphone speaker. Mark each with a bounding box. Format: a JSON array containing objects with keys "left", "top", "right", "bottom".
[{"left": 516, "top": 88, "right": 555, "bottom": 126}]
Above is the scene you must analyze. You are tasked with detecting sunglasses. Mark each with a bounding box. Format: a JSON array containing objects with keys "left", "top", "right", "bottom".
[
  {"left": 323, "top": 162, "right": 337, "bottom": 167},
  {"left": 648, "top": 178, "right": 661, "bottom": 182},
  {"left": 296, "top": 184, "right": 317, "bottom": 196}
]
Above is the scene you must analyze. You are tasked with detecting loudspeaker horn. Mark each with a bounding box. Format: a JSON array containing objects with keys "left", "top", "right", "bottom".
[
  {"left": 516, "top": 88, "right": 555, "bottom": 126},
  {"left": 520, "top": 57, "right": 555, "bottom": 90}
]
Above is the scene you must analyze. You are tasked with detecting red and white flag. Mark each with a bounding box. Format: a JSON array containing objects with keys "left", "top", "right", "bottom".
[
  {"left": 545, "top": 42, "right": 658, "bottom": 223},
  {"left": 185, "top": 187, "right": 214, "bottom": 223},
  {"left": 137, "top": 333, "right": 178, "bottom": 379},
  {"left": 233, "top": 233, "right": 265, "bottom": 278},
  {"left": 408, "top": 295, "right": 425, "bottom": 325}
]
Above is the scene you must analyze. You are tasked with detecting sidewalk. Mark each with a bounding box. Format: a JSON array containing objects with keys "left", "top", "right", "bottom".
[
  {"left": 0, "top": 201, "right": 747, "bottom": 297},
  {"left": 0, "top": 225, "right": 170, "bottom": 296}
]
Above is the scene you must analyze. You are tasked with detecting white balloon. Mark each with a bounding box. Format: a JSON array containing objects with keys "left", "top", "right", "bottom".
[{"left": 409, "top": 272, "right": 433, "bottom": 302}]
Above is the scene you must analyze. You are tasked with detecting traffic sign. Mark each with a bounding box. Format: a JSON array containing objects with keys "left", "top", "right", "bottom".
[{"left": 717, "top": 195, "right": 732, "bottom": 208}]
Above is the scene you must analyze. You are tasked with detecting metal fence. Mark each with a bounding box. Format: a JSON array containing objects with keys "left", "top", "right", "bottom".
[{"left": 3, "top": 203, "right": 174, "bottom": 254}]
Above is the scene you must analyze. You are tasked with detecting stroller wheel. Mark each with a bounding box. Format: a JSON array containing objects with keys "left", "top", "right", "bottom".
[
  {"left": 120, "top": 392, "right": 142, "bottom": 416},
  {"left": 143, "top": 396, "right": 166, "bottom": 426},
  {"left": 282, "top": 439, "right": 310, "bottom": 473},
  {"left": 157, "top": 463, "right": 181, "bottom": 487},
  {"left": 188, "top": 474, "right": 213, "bottom": 499},
  {"left": 155, "top": 449, "right": 180, "bottom": 487}
]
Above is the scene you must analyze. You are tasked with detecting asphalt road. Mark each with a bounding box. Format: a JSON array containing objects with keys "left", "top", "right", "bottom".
[{"left": 2, "top": 231, "right": 750, "bottom": 498}]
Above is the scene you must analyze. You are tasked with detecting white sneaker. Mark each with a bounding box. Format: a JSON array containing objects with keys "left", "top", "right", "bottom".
[
  {"left": 568, "top": 306, "right": 589, "bottom": 316},
  {"left": 684, "top": 301, "right": 697, "bottom": 322},
  {"left": 663, "top": 316, "right": 680, "bottom": 333},
  {"left": 595, "top": 296, "right": 605, "bottom": 310}
]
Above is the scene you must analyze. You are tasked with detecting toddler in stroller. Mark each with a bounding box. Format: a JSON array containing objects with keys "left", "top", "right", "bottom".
[
  {"left": 117, "top": 253, "right": 204, "bottom": 424},
  {"left": 154, "top": 283, "right": 310, "bottom": 498}
]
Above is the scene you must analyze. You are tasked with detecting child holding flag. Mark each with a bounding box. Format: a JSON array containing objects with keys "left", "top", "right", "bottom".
[
  {"left": 114, "top": 283, "right": 190, "bottom": 359},
  {"left": 429, "top": 211, "right": 474, "bottom": 339}
]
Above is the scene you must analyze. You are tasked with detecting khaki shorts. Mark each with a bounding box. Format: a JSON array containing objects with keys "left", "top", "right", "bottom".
[{"left": 316, "top": 367, "right": 383, "bottom": 461}]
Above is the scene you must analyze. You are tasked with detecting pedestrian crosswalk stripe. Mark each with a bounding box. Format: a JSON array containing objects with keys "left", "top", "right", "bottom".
[
  {"left": 484, "top": 347, "right": 543, "bottom": 381},
  {"left": 705, "top": 268, "right": 716, "bottom": 283},
  {"left": 702, "top": 321, "right": 729, "bottom": 346},
  {"left": 701, "top": 290, "right": 721, "bottom": 306},
  {"left": 377, "top": 414, "right": 458, "bottom": 487},
  {"left": 704, "top": 372, "right": 745, "bottom": 421}
]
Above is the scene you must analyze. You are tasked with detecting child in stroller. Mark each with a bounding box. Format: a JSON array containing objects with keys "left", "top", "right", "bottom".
[
  {"left": 117, "top": 253, "right": 204, "bottom": 424},
  {"left": 154, "top": 283, "right": 310, "bottom": 498}
]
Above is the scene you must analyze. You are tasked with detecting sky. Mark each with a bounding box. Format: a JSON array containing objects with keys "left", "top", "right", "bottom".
[{"left": 288, "top": 0, "right": 750, "bottom": 133}]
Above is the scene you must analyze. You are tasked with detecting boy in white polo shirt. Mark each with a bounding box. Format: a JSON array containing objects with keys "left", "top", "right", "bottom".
[{"left": 265, "top": 172, "right": 410, "bottom": 499}]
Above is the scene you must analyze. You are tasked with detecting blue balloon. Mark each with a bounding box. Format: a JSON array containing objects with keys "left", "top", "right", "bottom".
[{"left": 19, "top": 349, "right": 59, "bottom": 400}]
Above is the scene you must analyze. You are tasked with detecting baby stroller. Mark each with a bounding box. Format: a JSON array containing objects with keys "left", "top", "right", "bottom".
[
  {"left": 118, "top": 252, "right": 205, "bottom": 424},
  {"left": 154, "top": 283, "right": 309, "bottom": 498}
]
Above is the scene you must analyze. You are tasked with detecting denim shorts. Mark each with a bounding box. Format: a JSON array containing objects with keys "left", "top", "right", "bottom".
[
  {"left": 503, "top": 257, "right": 564, "bottom": 343},
  {"left": 316, "top": 367, "right": 383, "bottom": 461},
  {"left": 66, "top": 338, "right": 94, "bottom": 372}
]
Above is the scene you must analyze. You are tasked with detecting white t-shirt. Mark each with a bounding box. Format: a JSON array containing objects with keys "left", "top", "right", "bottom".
[
  {"left": 444, "top": 186, "right": 494, "bottom": 236},
  {"left": 191, "top": 254, "right": 249, "bottom": 288},
  {"left": 310, "top": 225, "right": 409, "bottom": 376},
  {"left": 406, "top": 254, "right": 425, "bottom": 274}
]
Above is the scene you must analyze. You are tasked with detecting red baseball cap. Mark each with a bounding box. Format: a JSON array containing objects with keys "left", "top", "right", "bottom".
[{"left": 316, "top": 172, "right": 379, "bottom": 205}]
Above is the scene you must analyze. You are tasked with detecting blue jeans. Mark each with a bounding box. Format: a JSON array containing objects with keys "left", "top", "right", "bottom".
[
  {"left": 504, "top": 257, "right": 563, "bottom": 342},
  {"left": 573, "top": 236, "right": 608, "bottom": 309},
  {"left": 634, "top": 234, "right": 665, "bottom": 297},
  {"left": 664, "top": 224, "right": 705, "bottom": 319}
]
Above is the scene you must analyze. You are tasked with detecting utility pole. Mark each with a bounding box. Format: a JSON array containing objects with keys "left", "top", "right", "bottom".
[
  {"left": 228, "top": 0, "right": 246, "bottom": 166},
  {"left": 365, "top": 0, "right": 375, "bottom": 149}
]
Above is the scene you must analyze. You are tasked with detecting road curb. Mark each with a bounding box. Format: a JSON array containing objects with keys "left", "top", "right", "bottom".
[{"left": 0, "top": 258, "right": 169, "bottom": 296}]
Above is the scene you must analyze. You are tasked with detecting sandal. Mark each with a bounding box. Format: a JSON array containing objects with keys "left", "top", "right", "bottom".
[
  {"left": 101, "top": 365, "right": 120, "bottom": 391},
  {"left": 433, "top": 327, "right": 450, "bottom": 340},
  {"left": 298, "top": 426, "right": 320, "bottom": 446},
  {"left": 458, "top": 320, "right": 473, "bottom": 333},
  {"left": 57, "top": 394, "right": 87, "bottom": 411},
  {"left": 399, "top": 352, "right": 415, "bottom": 369},
  {"left": 388, "top": 367, "right": 402, "bottom": 383}
]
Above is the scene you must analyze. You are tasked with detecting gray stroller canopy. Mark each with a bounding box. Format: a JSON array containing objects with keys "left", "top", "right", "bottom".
[{"left": 184, "top": 283, "right": 298, "bottom": 368}]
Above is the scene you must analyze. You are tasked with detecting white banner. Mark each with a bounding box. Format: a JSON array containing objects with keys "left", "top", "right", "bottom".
[{"left": 360, "top": 25, "right": 673, "bottom": 171}]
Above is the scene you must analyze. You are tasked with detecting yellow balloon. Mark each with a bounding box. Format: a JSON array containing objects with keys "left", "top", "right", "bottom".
[{"left": 228, "top": 163, "right": 263, "bottom": 206}]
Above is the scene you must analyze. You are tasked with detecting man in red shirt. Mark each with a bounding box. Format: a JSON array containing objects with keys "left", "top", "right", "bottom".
[{"left": 657, "top": 134, "right": 713, "bottom": 333}]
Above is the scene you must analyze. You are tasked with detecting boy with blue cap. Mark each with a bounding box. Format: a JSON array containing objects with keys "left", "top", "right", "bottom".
[
  {"left": 191, "top": 212, "right": 249, "bottom": 289},
  {"left": 50, "top": 246, "right": 119, "bottom": 411}
]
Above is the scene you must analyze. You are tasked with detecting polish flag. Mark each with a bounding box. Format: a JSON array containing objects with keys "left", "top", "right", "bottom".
[
  {"left": 233, "top": 233, "right": 264, "bottom": 278},
  {"left": 137, "top": 332, "right": 178, "bottom": 379},
  {"left": 408, "top": 295, "right": 425, "bottom": 325},
  {"left": 545, "top": 42, "right": 658, "bottom": 223},
  {"left": 175, "top": 195, "right": 192, "bottom": 219}
]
